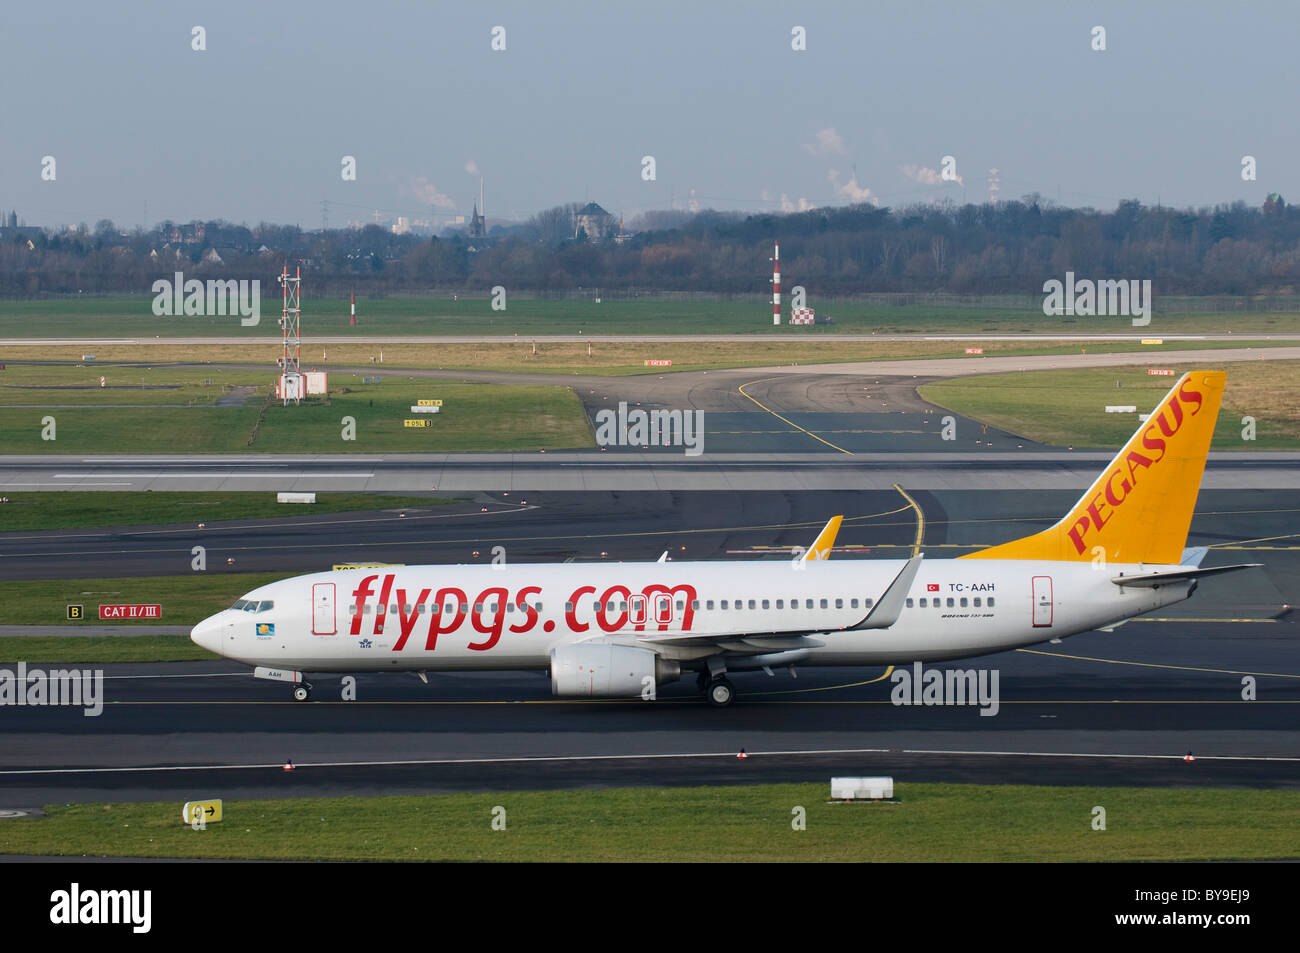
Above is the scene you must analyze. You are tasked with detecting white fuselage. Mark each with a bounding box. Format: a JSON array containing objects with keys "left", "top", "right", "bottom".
[{"left": 190, "top": 558, "right": 1193, "bottom": 672}]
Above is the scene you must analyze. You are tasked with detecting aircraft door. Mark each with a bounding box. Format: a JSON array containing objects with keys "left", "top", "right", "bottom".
[
  {"left": 1031, "top": 575, "right": 1053, "bottom": 627},
  {"left": 653, "top": 593, "right": 673, "bottom": 626},
  {"left": 629, "top": 594, "right": 647, "bottom": 627},
  {"left": 312, "top": 583, "right": 336, "bottom": 635}
]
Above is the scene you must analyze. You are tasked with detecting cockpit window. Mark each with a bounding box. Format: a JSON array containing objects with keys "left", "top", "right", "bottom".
[
  {"left": 231, "top": 599, "right": 248, "bottom": 610},
  {"left": 257, "top": 600, "right": 274, "bottom": 612}
]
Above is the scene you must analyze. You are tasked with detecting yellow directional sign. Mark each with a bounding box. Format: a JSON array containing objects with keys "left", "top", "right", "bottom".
[
  {"left": 66, "top": 605, "right": 83, "bottom": 620},
  {"left": 332, "top": 563, "right": 406, "bottom": 571},
  {"left": 416, "top": 399, "right": 443, "bottom": 407},
  {"left": 404, "top": 419, "right": 432, "bottom": 428},
  {"left": 1141, "top": 339, "right": 1164, "bottom": 345},
  {"left": 182, "top": 799, "right": 223, "bottom": 825}
]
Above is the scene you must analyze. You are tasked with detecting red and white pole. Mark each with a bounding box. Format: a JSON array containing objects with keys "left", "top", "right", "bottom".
[
  {"left": 772, "top": 242, "right": 781, "bottom": 325},
  {"left": 349, "top": 291, "right": 356, "bottom": 327}
]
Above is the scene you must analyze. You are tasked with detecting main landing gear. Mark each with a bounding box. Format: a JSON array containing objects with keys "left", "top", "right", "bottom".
[{"left": 696, "top": 669, "right": 735, "bottom": 708}]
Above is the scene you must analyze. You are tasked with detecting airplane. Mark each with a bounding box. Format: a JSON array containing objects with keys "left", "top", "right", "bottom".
[{"left": 190, "top": 370, "right": 1259, "bottom": 707}]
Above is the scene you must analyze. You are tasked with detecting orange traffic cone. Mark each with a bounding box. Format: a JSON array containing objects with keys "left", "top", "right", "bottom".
[
  {"left": 737, "top": 748, "right": 748, "bottom": 760},
  {"left": 1184, "top": 751, "right": 1195, "bottom": 763},
  {"left": 283, "top": 760, "right": 295, "bottom": 772}
]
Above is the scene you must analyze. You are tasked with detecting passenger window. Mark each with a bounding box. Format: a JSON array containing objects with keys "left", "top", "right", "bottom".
[
  {"left": 851, "top": 599, "right": 858, "bottom": 609},
  {"left": 761, "top": 599, "right": 769, "bottom": 609},
  {"left": 747, "top": 599, "right": 756, "bottom": 610},
  {"left": 973, "top": 597, "right": 981, "bottom": 607},
  {"left": 474, "top": 603, "right": 483, "bottom": 613},
  {"left": 692, "top": 600, "right": 700, "bottom": 610},
  {"left": 988, "top": 597, "right": 995, "bottom": 607},
  {"left": 819, "top": 599, "right": 828, "bottom": 609},
  {"left": 706, "top": 600, "right": 715, "bottom": 610},
  {"left": 919, "top": 598, "right": 927, "bottom": 608},
  {"left": 565, "top": 602, "right": 573, "bottom": 612},
  {"left": 906, "top": 598, "right": 914, "bottom": 608},
  {"left": 960, "top": 597, "right": 967, "bottom": 607},
  {"left": 865, "top": 598, "right": 873, "bottom": 608},
  {"left": 620, "top": 601, "right": 627, "bottom": 611},
  {"left": 834, "top": 598, "right": 842, "bottom": 609},
  {"left": 676, "top": 601, "right": 684, "bottom": 611},
  {"left": 418, "top": 604, "right": 426, "bottom": 613},
  {"left": 505, "top": 603, "right": 513, "bottom": 613},
  {"left": 806, "top": 599, "right": 813, "bottom": 609},
  {"left": 349, "top": 605, "right": 358, "bottom": 615},
  {"left": 947, "top": 598, "right": 954, "bottom": 608},
  {"left": 721, "top": 600, "right": 728, "bottom": 610},
  {"left": 776, "top": 599, "right": 784, "bottom": 609}
]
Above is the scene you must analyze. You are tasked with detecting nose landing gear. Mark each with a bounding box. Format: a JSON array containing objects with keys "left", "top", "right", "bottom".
[{"left": 291, "top": 682, "right": 312, "bottom": 702}]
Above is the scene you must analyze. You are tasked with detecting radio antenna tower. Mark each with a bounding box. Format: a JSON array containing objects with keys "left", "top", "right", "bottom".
[
  {"left": 988, "top": 168, "right": 1001, "bottom": 206},
  {"left": 277, "top": 263, "right": 302, "bottom": 405}
]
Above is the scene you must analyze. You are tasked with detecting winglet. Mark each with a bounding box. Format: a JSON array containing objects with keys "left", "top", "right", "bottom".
[
  {"left": 803, "top": 516, "right": 843, "bottom": 561},
  {"left": 849, "top": 554, "right": 924, "bottom": 630}
]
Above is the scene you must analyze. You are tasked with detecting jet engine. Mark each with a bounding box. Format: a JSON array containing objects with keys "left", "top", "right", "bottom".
[{"left": 549, "top": 643, "right": 681, "bottom": 698}]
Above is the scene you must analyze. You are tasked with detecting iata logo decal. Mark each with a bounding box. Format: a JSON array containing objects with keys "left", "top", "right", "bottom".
[
  {"left": 1066, "top": 378, "right": 1204, "bottom": 554},
  {"left": 347, "top": 574, "right": 697, "bottom": 653}
]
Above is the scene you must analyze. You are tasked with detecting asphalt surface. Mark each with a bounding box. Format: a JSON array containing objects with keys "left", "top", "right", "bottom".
[
  {"left": 0, "top": 621, "right": 1296, "bottom": 805},
  {"left": 0, "top": 487, "right": 1294, "bottom": 804},
  {"left": 1, "top": 488, "right": 1296, "bottom": 588}
]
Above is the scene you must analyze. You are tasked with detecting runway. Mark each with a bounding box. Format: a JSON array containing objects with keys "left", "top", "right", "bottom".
[
  {"left": 0, "top": 485, "right": 1294, "bottom": 804},
  {"left": 5, "top": 452, "right": 1300, "bottom": 494},
  {"left": 0, "top": 620, "right": 1297, "bottom": 805},
  {"left": 2, "top": 488, "right": 1297, "bottom": 587}
]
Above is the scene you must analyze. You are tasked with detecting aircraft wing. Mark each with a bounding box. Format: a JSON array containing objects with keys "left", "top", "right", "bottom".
[{"left": 630, "top": 555, "right": 924, "bottom": 649}]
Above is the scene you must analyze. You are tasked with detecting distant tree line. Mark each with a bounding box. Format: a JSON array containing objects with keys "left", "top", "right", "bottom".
[{"left": 1, "top": 194, "right": 1296, "bottom": 298}]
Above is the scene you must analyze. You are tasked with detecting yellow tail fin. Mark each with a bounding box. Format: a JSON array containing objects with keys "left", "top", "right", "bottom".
[{"left": 962, "top": 371, "right": 1224, "bottom": 565}]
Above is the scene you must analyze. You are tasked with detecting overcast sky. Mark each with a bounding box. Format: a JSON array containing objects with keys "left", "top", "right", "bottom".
[{"left": 3, "top": 0, "right": 1295, "bottom": 229}]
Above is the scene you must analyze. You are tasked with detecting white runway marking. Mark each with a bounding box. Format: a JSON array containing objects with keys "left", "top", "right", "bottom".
[{"left": 2, "top": 746, "right": 1295, "bottom": 777}]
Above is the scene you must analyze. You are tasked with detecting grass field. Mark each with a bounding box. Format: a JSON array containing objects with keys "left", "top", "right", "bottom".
[
  {"left": 3, "top": 294, "right": 1300, "bottom": 337},
  {"left": 0, "top": 364, "right": 593, "bottom": 453},
  {"left": 919, "top": 360, "right": 1300, "bottom": 450},
  {"left": 0, "top": 635, "right": 217, "bottom": 663},
  {"left": 0, "top": 572, "right": 294, "bottom": 629},
  {"left": 0, "top": 491, "right": 454, "bottom": 532},
  {"left": 1, "top": 782, "right": 1296, "bottom": 861}
]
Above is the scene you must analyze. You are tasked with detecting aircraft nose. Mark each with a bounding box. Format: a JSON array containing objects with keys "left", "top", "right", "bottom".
[{"left": 190, "top": 614, "right": 225, "bottom": 653}]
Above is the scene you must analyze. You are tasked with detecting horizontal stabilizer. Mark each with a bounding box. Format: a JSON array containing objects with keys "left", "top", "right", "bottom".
[{"left": 1110, "top": 563, "right": 1261, "bottom": 589}]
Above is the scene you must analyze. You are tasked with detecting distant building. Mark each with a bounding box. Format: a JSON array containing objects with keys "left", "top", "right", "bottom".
[
  {"left": 575, "top": 202, "right": 614, "bottom": 242},
  {"left": 467, "top": 203, "right": 486, "bottom": 240}
]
